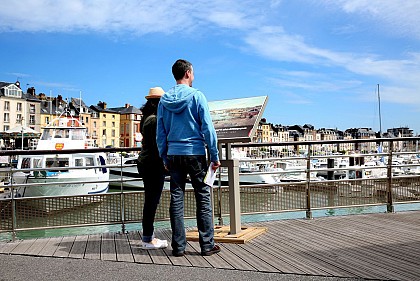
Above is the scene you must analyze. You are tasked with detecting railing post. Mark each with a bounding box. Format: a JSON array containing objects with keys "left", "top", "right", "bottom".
[
  {"left": 221, "top": 158, "right": 241, "bottom": 235},
  {"left": 306, "top": 145, "right": 312, "bottom": 219},
  {"left": 10, "top": 158, "right": 17, "bottom": 241},
  {"left": 386, "top": 140, "right": 394, "bottom": 213},
  {"left": 119, "top": 153, "right": 126, "bottom": 233}
]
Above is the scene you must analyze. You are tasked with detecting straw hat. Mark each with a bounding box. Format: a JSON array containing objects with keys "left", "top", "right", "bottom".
[{"left": 145, "top": 87, "right": 165, "bottom": 99}]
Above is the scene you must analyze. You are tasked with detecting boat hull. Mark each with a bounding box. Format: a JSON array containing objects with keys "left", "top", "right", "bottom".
[{"left": 14, "top": 172, "right": 109, "bottom": 197}]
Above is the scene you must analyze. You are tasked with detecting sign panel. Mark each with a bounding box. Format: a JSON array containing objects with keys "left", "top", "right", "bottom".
[{"left": 208, "top": 96, "right": 268, "bottom": 143}]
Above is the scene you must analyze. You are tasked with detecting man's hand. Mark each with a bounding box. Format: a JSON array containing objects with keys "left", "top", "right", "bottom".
[{"left": 211, "top": 161, "right": 221, "bottom": 171}]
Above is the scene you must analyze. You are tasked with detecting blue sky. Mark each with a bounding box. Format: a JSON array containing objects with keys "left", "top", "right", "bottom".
[{"left": 1, "top": 0, "right": 420, "bottom": 134}]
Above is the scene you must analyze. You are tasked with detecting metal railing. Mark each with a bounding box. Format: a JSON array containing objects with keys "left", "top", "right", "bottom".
[{"left": 1, "top": 137, "right": 420, "bottom": 238}]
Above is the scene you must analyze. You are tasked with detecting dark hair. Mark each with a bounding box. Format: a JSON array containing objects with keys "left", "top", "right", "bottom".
[
  {"left": 172, "top": 59, "right": 192, "bottom": 81},
  {"left": 140, "top": 99, "right": 159, "bottom": 131}
]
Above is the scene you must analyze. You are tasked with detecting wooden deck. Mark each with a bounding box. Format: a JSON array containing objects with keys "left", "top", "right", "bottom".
[{"left": 1, "top": 211, "right": 420, "bottom": 280}]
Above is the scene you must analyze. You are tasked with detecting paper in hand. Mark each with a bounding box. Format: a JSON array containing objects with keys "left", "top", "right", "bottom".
[{"left": 204, "top": 163, "right": 217, "bottom": 186}]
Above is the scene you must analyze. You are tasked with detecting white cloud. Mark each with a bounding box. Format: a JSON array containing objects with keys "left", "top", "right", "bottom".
[{"left": 331, "top": 0, "right": 420, "bottom": 39}]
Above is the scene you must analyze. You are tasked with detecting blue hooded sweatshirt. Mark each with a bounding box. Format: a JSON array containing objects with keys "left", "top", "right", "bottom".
[{"left": 156, "top": 84, "right": 219, "bottom": 165}]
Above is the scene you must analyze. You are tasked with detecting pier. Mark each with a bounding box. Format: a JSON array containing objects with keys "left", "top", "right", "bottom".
[{"left": 1, "top": 210, "right": 420, "bottom": 280}]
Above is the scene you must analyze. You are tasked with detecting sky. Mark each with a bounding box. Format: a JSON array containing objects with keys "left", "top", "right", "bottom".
[{"left": 1, "top": 0, "right": 420, "bottom": 134}]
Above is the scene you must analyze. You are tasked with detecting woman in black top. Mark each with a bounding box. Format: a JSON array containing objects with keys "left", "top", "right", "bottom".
[{"left": 137, "top": 87, "right": 167, "bottom": 249}]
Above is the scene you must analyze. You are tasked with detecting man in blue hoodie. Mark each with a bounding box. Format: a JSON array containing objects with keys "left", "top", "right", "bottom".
[{"left": 157, "top": 59, "right": 221, "bottom": 257}]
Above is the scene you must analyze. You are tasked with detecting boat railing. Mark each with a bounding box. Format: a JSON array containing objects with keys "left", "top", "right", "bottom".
[{"left": 1, "top": 137, "right": 420, "bottom": 239}]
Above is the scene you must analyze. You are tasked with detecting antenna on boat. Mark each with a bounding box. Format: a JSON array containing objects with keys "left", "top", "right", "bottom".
[{"left": 377, "top": 84, "right": 382, "bottom": 137}]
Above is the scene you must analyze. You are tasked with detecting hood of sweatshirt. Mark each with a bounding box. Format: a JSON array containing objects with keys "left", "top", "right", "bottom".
[{"left": 160, "top": 84, "right": 197, "bottom": 113}]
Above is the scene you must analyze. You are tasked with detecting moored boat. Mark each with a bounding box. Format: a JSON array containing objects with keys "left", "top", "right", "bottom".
[{"left": 12, "top": 113, "right": 109, "bottom": 198}]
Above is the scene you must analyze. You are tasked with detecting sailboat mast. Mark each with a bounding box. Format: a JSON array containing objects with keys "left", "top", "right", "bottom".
[{"left": 377, "top": 84, "right": 382, "bottom": 136}]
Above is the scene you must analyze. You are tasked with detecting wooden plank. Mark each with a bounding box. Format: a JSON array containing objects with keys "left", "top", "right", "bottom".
[
  {"left": 158, "top": 228, "right": 191, "bottom": 267},
  {"left": 215, "top": 243, "right": 256, "bottom": 271},
  {"left": 296, "top": 217, "right": 420, "bottom": 263},
  {"left": 222, "top": 242, "right": 280, "bottom": 272},
  {"left": 266, "top": 220, "right": 403, "bottom": 280},
  {"left": 25, "top": 238, "right": 51, "bottom": 256},
  {"left": 10, "top": 239, "right": 36, "bottom": 255},
  {"left": 53, "top": 236, "right": 75, "bottom": 258},
  {"left": 288, "top": 218, "right": 420, "bottom": 280},
  {"left": 115, "top": 233, "right": 134, "bottom": 262},
  {"left": 84, "top": 234, "right": 101, "bottom": 260},
  {"left": 38, "top": 237, "right": 63, "bottom": 256},
  {"left": 187, "top": 240, "right": 234, "bottom": 269},
  {"left": 68, "top": 235, "right": 88, "bottom": 259},
  {"left": 257, "top": 221, "right": 358, "bottom": 277},
  {"left": 0, "top": 240, "right": 20, "bottom": 254},
  {"left": 101, "top": 232, "right": 116, "bottom": 261},
  {"left": 127, "top": 231, "right": 153, "bottom": 264},
  {"left": 183, "top": 241, "right": 212, "bottom": 268}
]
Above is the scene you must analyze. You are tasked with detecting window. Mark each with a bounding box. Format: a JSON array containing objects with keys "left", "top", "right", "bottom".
[
  {"left": 29, "top": 115, "right": 35, "bottom": 125},
  {"left": 4, "top": 113, "right": 9, "bottom": 123},
  {"left": 45, "top": 116, "right": 50, "bottom": 124},
  {"left": 5, "top": 86, "right": 22, "bottom": 97},
  {"left": 86, "top": 117, "right": 89, "bottom": 123},
  {"left": 102, "top": 114, "right": 106, "bottom": 118},
  {"left": 86, "top": 157, "right": 94, "bottom": 166},
  {"left": 3, "top": 125, "right": 9, "bottom": 131},
  {"left": 102, "top": 121, "right": 106, "bottom": 127},
  {"left": 17, "top": 103, "right": 22, "bottom": 111},
  {"left": 93, "top": 121, "right": 96, "bottom": 128},
  {"left": 112, "top": 122, "right": 115, "bottom": 127},
  {"left": 112, "top": 115, "right": 115, "bottom": 119},
  {"left": 75, "top": 158, "right": 84, "bottom": 167},
  {"left": 30, "top": 104, "right": 36, "bottom": 113},
  {"left": 4, "top": 101, "right": 10, "bottom": 111},
  {"left": 102, "top": 129, "right": 106, "bottom": 136},
  {"left": 112, "top": 129, "right": 115, "bottom": 137}
]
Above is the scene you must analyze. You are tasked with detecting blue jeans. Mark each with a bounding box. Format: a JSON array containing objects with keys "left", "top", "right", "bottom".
[
  {"left": 140, "top": 159, "right": 165, "bottom": 243},
  {"left": 167, "top": 155, "right": 215, "bottom": 253}
]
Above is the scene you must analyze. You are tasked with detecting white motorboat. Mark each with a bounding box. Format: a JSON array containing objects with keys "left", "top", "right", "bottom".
[{"left": 12, "top": 114, "right": 109, "bottom": 198}]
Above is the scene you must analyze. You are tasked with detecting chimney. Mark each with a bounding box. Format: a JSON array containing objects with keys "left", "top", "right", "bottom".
[
  {"left": 97, "top": 101, "right": 107, "bottom": 109},
  {"left": 125, "top": 103, "right": 130, "bottom": 108},
  {"left": 27, "top": 87, "right": 36, "bottom": 96}
]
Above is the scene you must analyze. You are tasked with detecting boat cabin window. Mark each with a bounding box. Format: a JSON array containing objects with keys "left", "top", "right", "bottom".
[
  {"left": 21, "top": 158, "right": 31, "bottom": 169},
  {"left": 41, "top": 129, "right": 52, "bottom": 140},
  {"left": 71, "top": 129, "right": 85, "bottom": 140},
  {"left": 33, "top": 158, "right": 42, "bottom": 168},
  {"left": 54, "top": 129, "right": 70, "bottom": 139},
  {"left": 20, "top": 157, "right": 43, "bottom": 169},
  {"left": 46, "top": 157, "right": 69, "bottom": 172},
  {"left": 75, "top": 158, "right": 84, "bottom": 167},
  {"left": 86, "top": 157, "right": 94, "bottom": 166}
]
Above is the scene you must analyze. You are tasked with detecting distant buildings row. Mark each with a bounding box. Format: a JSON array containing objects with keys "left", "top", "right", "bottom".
[{"left": 0, "top": 81, "right": 417, "bottom": 150}]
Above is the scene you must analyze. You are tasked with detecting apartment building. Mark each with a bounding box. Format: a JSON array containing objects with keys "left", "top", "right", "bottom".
[
  {"left": 108, "top": 103, "right": 142, "bottom": 148},
  {"left": 0, "top": 82, "right": 41, "bottom": 148},
  {"left": 90, "top": 102, "right": 121, "bottom": 148}
]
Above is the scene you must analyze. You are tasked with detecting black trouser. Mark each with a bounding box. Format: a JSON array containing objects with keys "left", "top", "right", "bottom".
[{"left": 140, "top": 159, "right": 165, "bottom": 242}]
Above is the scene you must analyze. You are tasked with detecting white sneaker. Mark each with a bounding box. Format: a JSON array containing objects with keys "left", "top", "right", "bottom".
[{"left": 141, "top": 238, "right": 168, "bottom": 250}]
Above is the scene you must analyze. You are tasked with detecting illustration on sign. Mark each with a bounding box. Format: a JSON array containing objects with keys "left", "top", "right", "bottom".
[{"left": 208, "top": 96, "right": 268, "bottom": 142}]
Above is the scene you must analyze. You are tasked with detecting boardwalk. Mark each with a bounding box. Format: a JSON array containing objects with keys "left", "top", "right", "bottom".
[{"left": 1, "top": 211, "right": 420, "bottom": 281}]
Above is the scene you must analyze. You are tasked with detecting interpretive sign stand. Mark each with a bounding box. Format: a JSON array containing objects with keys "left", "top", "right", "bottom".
[{"left": 213, "top": 96, "right": 269, "bottom": 239}]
